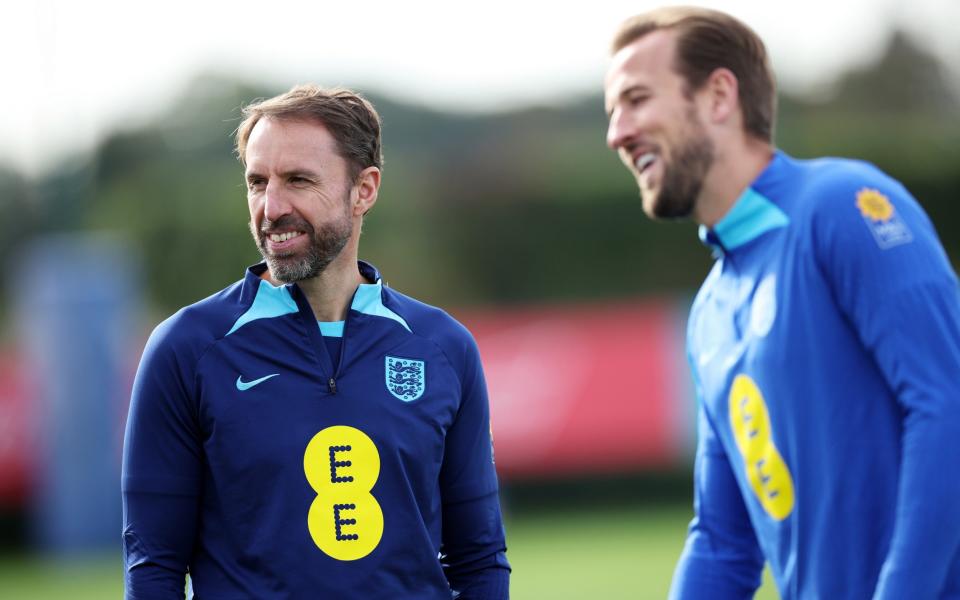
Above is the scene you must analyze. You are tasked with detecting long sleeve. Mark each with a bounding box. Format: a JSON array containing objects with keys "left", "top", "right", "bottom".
[
  {"left": 811, "top": 176, "right": 960, "bottom": 598},
  {"left": 439, "top": 334, "right": 510, "bottom": 599},
  {"left": 442, "top": 493, "right": 511, "bottom": 599},
  {"left": 868, "top": 283, "right": 960, "bottom": 598},
  {"left": 121, "top": 317, "right": 205, "bottom": 599},
  {"left": 669, "top": 402, "right": 765, "bottom": 600}
]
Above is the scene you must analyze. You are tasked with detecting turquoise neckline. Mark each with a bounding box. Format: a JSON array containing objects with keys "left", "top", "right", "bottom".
[
  {"left": 699, "top": 187, "right": 789, "bottom": 251},
  {"left": 227, "top": 278, "right": 410, "bottom": 337}
]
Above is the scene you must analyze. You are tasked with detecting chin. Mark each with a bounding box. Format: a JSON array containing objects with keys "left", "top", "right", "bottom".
[
  {"left": 641, "top": 190, "right": 691, "bottom": 221},
  {"left": 640, "top": 190, "right": 659, "bottom": 219}
]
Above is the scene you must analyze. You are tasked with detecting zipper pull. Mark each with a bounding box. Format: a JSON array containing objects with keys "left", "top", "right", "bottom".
[{"left": 328, "top": 378, "right": 337, "bottom": 394}]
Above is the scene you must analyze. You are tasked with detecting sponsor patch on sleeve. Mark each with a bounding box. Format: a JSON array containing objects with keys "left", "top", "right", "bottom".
[{"left": 856, "top": 188, "right": 913, "bottom": 249}]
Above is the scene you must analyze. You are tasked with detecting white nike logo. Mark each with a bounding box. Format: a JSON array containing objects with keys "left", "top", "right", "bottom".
[{"left": 236, "top": 373, "right": 279, "bottom": 391}]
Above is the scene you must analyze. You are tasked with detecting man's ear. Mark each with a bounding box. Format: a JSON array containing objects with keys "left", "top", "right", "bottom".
[
  {"left": 352, "top": 166, "right": 380, "bottom": 216},
  {"left": 700, "top": 67, "right": 740, "bottom": 125}
]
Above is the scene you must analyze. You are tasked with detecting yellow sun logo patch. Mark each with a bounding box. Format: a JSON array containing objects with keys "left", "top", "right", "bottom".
[
  {"left": 855, "top": 187, "right": 913, "bottom": 249},
  {"left": 856, "top": 188, "right": 894, "bottom": 221}
]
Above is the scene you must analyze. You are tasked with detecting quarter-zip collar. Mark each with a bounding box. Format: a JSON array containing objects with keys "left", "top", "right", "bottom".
[
  {"left": 231, "top": 260, "right": 408, "bottom": 337},
  {"left": 699, "top": 151, "right": 790, "bottom": 255},
  {"left": 230, "top": 261, "right": 410, "bottom": 395}
]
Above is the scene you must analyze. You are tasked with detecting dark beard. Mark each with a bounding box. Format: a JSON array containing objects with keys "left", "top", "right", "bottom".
[
  {"left": 649, "top": 114, "right": 715, "bottom": 220},
  {"left": 250, "top": 212, "right": 353, "bottom": 283}
]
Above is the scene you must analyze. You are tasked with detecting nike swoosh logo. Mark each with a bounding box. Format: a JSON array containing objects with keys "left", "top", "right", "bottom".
[{"left": 236, "top": 373, "right": 279, "bottom": 391}]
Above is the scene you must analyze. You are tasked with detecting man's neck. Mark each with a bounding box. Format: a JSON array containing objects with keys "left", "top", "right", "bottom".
[
  {"left": 266, "top": 254, "right": 368, "bottom": 322},
  {"left": 695, "top": 138, "right": 775, "bottom": 229}
]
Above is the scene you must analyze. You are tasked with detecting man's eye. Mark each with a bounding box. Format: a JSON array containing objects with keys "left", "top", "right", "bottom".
[{"left": 247, "top": 179, "right": 265, "bottom": 190}]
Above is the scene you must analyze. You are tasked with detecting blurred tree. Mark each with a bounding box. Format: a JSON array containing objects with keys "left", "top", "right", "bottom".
[
  {"left": 1, "top": 27, "right": 957, "bottom": 321},
  {"left": 776, "top": 29, "right": 960, "bottom": 262},
  {"left": 0, "top": 167, "right": 33, "bottom": 257},
  {"left": 829, "top": 30, "right": 960, "bottom": 117},
  {"left": 0, "top": 167, "right": 39, "bottom": 339}
]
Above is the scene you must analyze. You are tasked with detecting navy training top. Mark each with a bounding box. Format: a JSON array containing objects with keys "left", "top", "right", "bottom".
[{"left": 122, "top": 261, "right": 510, "bottom": 599}]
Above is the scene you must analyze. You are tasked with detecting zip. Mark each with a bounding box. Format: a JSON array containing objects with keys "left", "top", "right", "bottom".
[
  {"left": 289, "top": 283, "right": 348, "bottom": 397},
  {"left": 333, "top": 311, "right": 349, "bottom": 391},
  {"left": 326, "top": 307, "right": 350, "bottom": 396}
]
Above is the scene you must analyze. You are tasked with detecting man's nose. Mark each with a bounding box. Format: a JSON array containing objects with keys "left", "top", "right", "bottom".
[
  {"left": 263, "top": 181, "right": 293, "bottom": 222},
  {"left": 606, "top": 110, "right": 631, "bottom": 151}
]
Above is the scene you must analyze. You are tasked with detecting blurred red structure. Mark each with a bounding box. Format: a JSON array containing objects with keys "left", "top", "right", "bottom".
[
  {"left": 461, "top": 299, "right": 692, "bottom": 481},
  {"left": 0, "top": 299, "right": 693, "bottom": 507},
  {"left": 0, "top": 351, "right": 34, "bottom": 507}
]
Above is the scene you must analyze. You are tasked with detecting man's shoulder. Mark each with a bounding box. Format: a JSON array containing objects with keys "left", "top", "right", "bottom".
[
  {"left": 790, "top": 155, "right": 904, "bottom": 209},
  {"left": 149, "top": 277, "right": 249, "bottom": 354},
  {"left": 380, "top": 286, "right": 478, "bottom": 358},
  {"left": 779, "top": 154, "right": 949, "bottom": 284},
  {"left": 772, "top": 154, "right": 916, "bottom": 239}
]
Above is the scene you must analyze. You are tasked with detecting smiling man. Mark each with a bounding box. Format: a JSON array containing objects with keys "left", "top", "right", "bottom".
[
  {"left": 121, "top": 85, "right": 510, "bottom": 599},
  {"left": 605, "top": 7, "right": 960, "bottom": 600}
]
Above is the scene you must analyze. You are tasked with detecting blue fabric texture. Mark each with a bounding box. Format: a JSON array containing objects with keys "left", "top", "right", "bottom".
[
  {"left": 122, "top": 261, "right": 509, "bottom": 599},
  {"left": 671, "top": 151, "right": 960, "bottom": 599}
]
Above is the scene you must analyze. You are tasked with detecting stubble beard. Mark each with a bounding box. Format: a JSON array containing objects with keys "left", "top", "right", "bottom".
[
  {"left": 643, "top": 111, "right": 715, "bottom": 220},
  {"left": 251, "top": 208, "right": 353, "bottom": 284}
]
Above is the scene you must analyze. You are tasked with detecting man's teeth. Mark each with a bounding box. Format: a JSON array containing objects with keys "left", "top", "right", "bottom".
[
  {"left": 635, "top": 153, "right": 657, "bottom": 172},
  {"left": 269, "top": 232, "right": 302, "bottom": 242}
]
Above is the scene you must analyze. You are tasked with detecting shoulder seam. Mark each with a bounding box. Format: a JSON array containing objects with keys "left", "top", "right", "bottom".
[{"left": 385, "top": 290, "right": 470, "bottom": 396}]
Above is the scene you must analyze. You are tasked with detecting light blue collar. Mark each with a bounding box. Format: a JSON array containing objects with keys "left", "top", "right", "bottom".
[
  {"left": 699, "top": 187, "right": 788, "bottom": 251},
  {"left": 350, "top": 280, "right": 410, "bottom": 332},
  {"left": 227, "top": 278, "right": 298, "bottom": 336},
  {"left": 318, "top": 321, "right": 345, "bottom": 337},
  {"left": 228, "top": 277, "right": 410, "bottom": 336}
]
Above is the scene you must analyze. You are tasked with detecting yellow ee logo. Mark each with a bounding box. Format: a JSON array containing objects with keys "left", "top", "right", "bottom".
[
  {"left": 728, "top": 375, "right": 795, "bottom": 521},
  {"left": 304, "top": 425, "right": 384, "bottom": 560}
]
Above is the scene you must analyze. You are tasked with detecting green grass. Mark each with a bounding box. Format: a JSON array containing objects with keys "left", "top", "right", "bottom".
[
  {"left": 0, "top": 505, "right": 777, "bottom": 598},
  {"left": 506, "top": 504, "right": 778, "bottom": 599},
  {"left": 0, "top": 553, "right": 123, "bottom": 599}
]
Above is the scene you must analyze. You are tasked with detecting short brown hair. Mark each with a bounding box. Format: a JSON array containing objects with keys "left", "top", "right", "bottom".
[
  {"left": 235, "top": 84, "right": 383, "bottom": 180},
  {"left": 612, "top": 6, "right": 776, "bottom": 142}
]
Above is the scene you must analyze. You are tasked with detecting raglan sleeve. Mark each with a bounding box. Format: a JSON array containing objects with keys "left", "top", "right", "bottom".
[
  {"left": 121, "top": 316, "right": 205, "bottom": 600},
  {"left": 809, "top": 171, "right": 960, "bottom": 598},
  {"left": 438, "top": 326, "right": 511, "bottom": 599},
  {"left": 669, "top": 358, "right": 765, "bottom": 600}
]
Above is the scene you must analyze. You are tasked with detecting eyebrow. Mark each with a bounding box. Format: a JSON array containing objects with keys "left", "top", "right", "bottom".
[
  {"left": 245, "top": 169, "right": 321, "bottom": 182},
  {"left": 280, "top": 169, "right": 320, "bottom": 180},
  {"left": 606, "top": 83, "right": 647, "bottom": 117}
]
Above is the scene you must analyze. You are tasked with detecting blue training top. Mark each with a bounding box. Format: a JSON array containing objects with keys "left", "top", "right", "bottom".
[
  {"left": 671, "top": 151, "right": 960, "bottom": 599},
  {"left": 122, "top": 261, "right": 510, "bottom": 599}
]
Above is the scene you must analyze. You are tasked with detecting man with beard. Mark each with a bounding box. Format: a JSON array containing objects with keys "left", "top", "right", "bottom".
[
  {"left": 121, "top": 85, "right": 510, "bottom": 599},
  {"left": 605, "top": 7, "right": 960, "bottom": 599}
]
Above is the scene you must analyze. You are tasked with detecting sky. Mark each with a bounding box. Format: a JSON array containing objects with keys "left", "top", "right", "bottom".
[{"left": 4, "top": 0, "right": 958, "bottom": 175}]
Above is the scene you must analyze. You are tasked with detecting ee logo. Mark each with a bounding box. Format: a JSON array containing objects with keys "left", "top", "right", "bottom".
[
  {"left": 304, "top": 425, "right": 383, "bottom": 560},
  {"left": 728, "top": 374, "right": 795, "bottom": 521}
]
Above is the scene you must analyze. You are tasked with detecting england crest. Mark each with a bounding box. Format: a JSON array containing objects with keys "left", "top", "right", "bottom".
[{"left": 385, "top": 356, "right": 426, "bottom": 402}]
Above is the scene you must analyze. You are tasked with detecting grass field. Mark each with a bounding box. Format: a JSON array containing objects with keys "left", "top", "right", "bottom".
[
  {"left": 0, "top": 504, "right": 777, "bottom": 599},
  {"left": 508, "top": 503, "right": 777, "bottom": 599}
]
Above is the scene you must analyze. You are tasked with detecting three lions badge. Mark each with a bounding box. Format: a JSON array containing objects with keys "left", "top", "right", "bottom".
[{"left": 385, "top": 356, "right": 425, "bottom": 402}]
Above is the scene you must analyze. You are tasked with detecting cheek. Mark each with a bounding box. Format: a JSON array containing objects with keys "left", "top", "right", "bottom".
[{"left": 247, "top": 194, "right": 263, "bottom": 219}]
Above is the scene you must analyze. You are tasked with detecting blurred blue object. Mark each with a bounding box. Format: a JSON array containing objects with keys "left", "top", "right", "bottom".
[{"left": 16, "top": 232, "right": 141, "bottom": 554}]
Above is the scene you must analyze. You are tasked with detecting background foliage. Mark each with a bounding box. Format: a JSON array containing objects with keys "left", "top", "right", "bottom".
[
  {"left": 2, "top": 30, "right": 957, "bottom": 327},
  {"left": 0, "top": 28, "right": 957, "bottom": 599}
]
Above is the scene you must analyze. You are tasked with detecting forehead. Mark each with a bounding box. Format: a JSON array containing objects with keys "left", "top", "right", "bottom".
[
  {"left": 604, "top": 29, "right": 681, "bottom": 104},
  {"left": 245, "top": 117, "right": 342, "bottom": 171}
]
